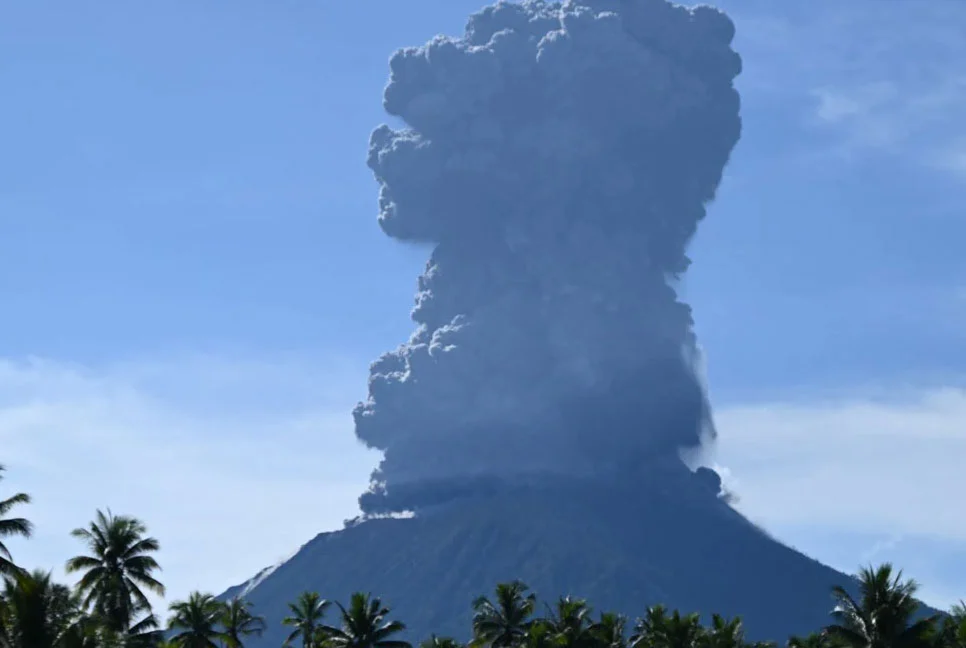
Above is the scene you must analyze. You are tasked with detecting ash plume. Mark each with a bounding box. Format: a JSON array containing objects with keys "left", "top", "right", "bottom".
[{"left": 354, "top": 0, "right": 742, "bottom": 513}]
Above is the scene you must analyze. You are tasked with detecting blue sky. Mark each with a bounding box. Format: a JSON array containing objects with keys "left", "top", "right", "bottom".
[{"left": 2, "top": 0, "right": 965, "bottom": 613}]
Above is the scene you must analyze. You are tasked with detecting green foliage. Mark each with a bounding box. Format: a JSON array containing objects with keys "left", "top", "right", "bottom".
[
  {"left": 220, "top": 597, "right": 266, "bottom": 648},
  {"left": 319, "top": 591, "right": 410, "bottom": 648},
  {"left": 0, "top": 466, "right": 33, "bottom": 579},
  {"left": 166, "top": 592, "right": 227, "bottom": 648},
  {"left": 65, "top": 509, "right": 165, "bottom": 634},
  {"left": 934, "top": 604, "right": 966, "bottom": 648},
  {"left": 0, "top": 569, "right": 79, "bottom": 648},
  {"left": 472, "top": 581, "right": 537, "bottom": 648},
  {"left": 420, "top": 635, "right": 463, "bottom": 648},
  {"left": 630, "top": 605, "right": 704, "bottom": 648},
  {"left": 786, "top": 632, "right": 839, "bottom": 648},
  {"left": 825, "top": 564, "right": 940, "bottom": 648},
  {"left": 544, "top": 596, "right": 593, "bottom": 648},
  {"left": 283, "top": 591, "right": 331, "bottom": 648},
  {"left": 588, "top": 612, "right": 628, "bottom": 648}
]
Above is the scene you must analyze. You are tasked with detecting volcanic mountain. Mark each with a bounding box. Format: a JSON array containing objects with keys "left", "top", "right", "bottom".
[
  {"left": 222, "top": 467, "right": 851, "bottom": 647},
  {"left": 220, "top": 0, "right": 863, "bottom": 644}
]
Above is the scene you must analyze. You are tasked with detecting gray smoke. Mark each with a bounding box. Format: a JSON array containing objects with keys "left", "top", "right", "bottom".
[{"left": 354, "top": 0, "right": 742, "bottom": 513}]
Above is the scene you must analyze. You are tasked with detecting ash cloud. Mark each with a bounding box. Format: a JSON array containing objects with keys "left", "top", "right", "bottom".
[{"left": 354, "top": 0, "right": 742, "bottom": 513}]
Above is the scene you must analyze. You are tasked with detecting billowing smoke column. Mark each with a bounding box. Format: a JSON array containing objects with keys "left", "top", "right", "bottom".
[{"left": 355, "top": 0, "right": 742, "bottom": 513}]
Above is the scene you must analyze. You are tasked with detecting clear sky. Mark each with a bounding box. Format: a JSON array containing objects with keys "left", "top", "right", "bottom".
[{"left": 2, "top": 0, "right": 965, "bottom": 614}]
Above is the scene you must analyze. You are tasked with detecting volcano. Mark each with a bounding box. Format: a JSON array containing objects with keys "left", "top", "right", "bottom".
[
  {"left": 220, "top": 0, "right": 860, "bottom": 643},
  {"left": 221, "top": 467, "right": 849, "bottom": 646}
]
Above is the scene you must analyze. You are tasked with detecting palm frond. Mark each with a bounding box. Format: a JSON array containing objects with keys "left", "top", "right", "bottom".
[{"left": 0, "top": 493, "right": 31, "bottom": 517}]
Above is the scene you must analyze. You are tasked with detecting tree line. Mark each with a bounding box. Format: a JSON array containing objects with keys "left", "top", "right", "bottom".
[{"left": 2, "top": 464, "right": 965, "bottom": 648}]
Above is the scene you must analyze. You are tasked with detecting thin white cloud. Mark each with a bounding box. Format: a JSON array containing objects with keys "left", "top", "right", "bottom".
[
  {"left": 0, "top": 355, "right": 379, "bottom": 613},
  {"left": 932, "top": 139, "right": 966, "bottom": 179},
  {"left": 714, "top": 386, "right": 966, "bottom": 540},
  {"left": 808, "top": 76, "right": 966, "bottom": 167},
  {"left": 2, "top": 357, "right": 965, "bottom": 614},
  {"left": 723, "top": 1, "right": 966, "bottom": 177},
  {"left": 859, "top": 534, "right": 904, "bottom": 564},
  {"left": 812, "top": 81, "right": 898, "bottom": 126}
]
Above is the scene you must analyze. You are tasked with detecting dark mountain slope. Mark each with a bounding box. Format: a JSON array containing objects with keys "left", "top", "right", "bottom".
[{"left": 225, "top": 471, "right": 853, "bottom": 647}]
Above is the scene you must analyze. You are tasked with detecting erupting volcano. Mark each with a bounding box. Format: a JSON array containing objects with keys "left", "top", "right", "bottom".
[{"left": 222, "top": 2, "right": 856, "bottom": 644}]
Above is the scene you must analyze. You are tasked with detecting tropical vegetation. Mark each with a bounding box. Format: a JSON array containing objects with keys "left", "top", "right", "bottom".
[{"left": 1, "top": 464, "right": 964, "bottom": 648}]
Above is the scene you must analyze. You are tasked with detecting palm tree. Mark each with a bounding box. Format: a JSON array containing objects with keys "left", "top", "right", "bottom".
[
  {"left": 65, "top": 509, "right": 164, "bottom": 634},
  {"left": 629, "top": 606, "right": 704, "bottom": 648},
  {"left": 702, "top": 615, "right": 774, "bottom": 648},
  {"left": 283, "top": 591, "right": 330, "bottom": 648},
  {"left": 320, "top": 592, "right": 411, "bottom": 648},
  {"left": 935, "top": 621, "right": 966, "bottom": 648},
  {"left": 420, "top": 636, "right": 463, "bottom": 648},
  {"left": 0, "top": 466, "right": 32, "bottom": 578},
  {"left": 588, "top": 612, "right": 627, "bottom": 648},
  {"left": 546, "top": 597, "right": 593, "bottom": 648},
  {"left": 787, "top": 633, "right": 838, "bottom": 648},
  {"left": 824, "top": 564, "right": 939, "bottom": 648},
  {"left": 67, "top": 610, "right": 163, "bottom": 648},
  {"left": 220, "top": 597, "right": 266, "bottom": 648},
  {"left": 121, "top": 612, "right": 165, "bottom": 648},
  {"left": 520, "top": 621, "right": 564, "bottom": 648},
  {"left": 930, "top": 602, "right": 966, "bottom": 648},
  {"left": 50, "top": 622, "right": 99, "bottom": 648},
  {"left": 166, "top": 592, "right": 226, "bottom": 648},
  {"left": 472, "top": 581, "right": 537, "bottom": 648},
  {"left": 0, "top": 569, "right": 81, "bottom": 648},
  {"left": 0, "top": 596, "right": 10, "bottom": 648}
]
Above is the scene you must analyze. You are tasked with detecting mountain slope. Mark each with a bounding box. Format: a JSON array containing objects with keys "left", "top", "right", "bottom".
[{"left": 222, "top": 472, "right": 855, "bottom": 647}]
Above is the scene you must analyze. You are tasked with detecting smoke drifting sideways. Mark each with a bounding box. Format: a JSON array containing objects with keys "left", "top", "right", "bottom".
[{"left": 354, "top": 0, "right": 742, "bottom": 514}]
